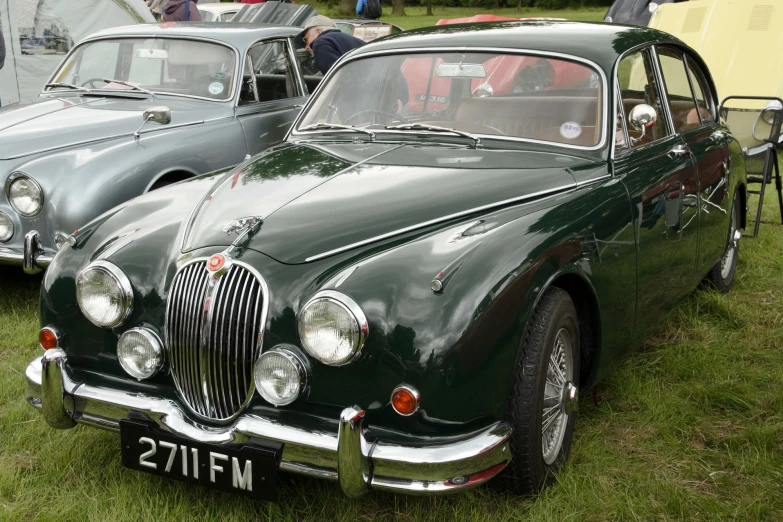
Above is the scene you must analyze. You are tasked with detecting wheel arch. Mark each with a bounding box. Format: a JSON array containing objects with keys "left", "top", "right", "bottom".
[{"left": 144, "top": 168, "right": 198, "bottom": 192}]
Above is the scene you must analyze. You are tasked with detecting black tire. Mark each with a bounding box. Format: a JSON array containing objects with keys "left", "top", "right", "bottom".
[
  {"left": 707, "top": 192, "right": 740, "bottom": 293},
  {"left": 494, "top": 287, "right": 580, "bottom": 494}
]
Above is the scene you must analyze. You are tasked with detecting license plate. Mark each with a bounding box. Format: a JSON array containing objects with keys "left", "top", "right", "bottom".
[{"left": 120, "top": 420, "right": 281, "bottom": 500}]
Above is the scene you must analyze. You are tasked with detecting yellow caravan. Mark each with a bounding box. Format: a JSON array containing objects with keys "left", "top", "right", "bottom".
[{"left": 650, "top": 0, "right": 783, "bottom": 146}]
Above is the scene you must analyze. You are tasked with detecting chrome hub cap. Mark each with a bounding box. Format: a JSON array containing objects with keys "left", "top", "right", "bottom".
[
  {"left": 720, "top": 205, "right": 739, "bottom": 280},
  {"left": 542, "top": 328, "right": 574, "bottom": 465}
]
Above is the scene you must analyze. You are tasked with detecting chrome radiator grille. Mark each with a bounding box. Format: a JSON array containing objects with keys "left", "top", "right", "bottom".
[{"left": 166, "top": 260, "right": 265, "bottom": 421}]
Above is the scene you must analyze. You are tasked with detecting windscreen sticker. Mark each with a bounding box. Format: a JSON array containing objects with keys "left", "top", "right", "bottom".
[
  {"left": 209, "top": 82, "right": 225, "bottom": 95},
  {"left": 560, "top": 122, "right": 582, "bottom": 140}
]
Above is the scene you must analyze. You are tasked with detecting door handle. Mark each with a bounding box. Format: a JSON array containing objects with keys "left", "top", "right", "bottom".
[
  {"left": 711, "top": 130, "right": 729, "bottom": 143},
  {"left": 667, "top": 144, "right": 690, "bottom": 159}
]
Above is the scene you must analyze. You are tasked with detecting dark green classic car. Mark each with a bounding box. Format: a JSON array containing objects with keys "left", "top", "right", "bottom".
[{"left": 25, "top": 21, "right": 746, "bottom": 498}]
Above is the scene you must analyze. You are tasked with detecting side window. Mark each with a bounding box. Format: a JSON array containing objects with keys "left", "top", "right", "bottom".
[
  {"left": 241, "top": 40, "right": 297, "bottom": 105},
  {"left": 684, "top": 56, "right": 716, "bottom": 124},
  {"left": 617, "top": 49, "right": 668, "bottom": 147},
  {"left": 657, "top": 48, "right": 700, "bottom": 133}
]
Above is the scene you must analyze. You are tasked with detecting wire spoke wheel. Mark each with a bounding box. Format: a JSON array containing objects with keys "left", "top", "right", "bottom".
[{"left": 541, "top": 327, "right": 573, "bottom": 465}]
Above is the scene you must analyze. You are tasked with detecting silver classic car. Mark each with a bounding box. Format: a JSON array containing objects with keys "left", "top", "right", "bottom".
[{"left": 0, "top": 22, "right": 318, "bottom": 273}]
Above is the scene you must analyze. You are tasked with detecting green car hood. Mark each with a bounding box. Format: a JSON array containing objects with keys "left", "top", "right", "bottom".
[{"left": 183, "top": 141, "right": 589, "bottom": 264}]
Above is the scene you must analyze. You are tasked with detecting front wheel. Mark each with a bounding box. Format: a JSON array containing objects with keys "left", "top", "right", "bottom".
[
  {"left": 494, "top": 287, "right": 580, "bottom": 494},
  {"left": 708, "top": 192, "right": 741, "bottom": 293}
]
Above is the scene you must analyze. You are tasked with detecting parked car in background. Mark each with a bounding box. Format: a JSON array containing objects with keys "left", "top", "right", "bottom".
[
  {"left": 604, "top": 0, "right": 684, "bottom": 25},
  {"left": 0, "top": 22, "right": 319, "bottom": 274},
  {"left": 231, "top": 1, "right": 316, "bottom": 25},
  {"left": 197, "top": 3, "right": 241, "bottom": 22},
  {"left": 25, "top": 21, "right": 746, "bottom": 499},
  {"left": 332, "top": 19, "right": 403, "bottom": 42}
]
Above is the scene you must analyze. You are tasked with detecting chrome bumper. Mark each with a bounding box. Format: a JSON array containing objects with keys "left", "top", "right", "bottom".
[
  {"left": 25, "top": 350, "right": 512, "bottom": 497},
  {"left": 0, "top": 231, "right": 53, "bottom": 273}
]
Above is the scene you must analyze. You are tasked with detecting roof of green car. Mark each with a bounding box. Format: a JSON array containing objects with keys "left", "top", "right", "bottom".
[{"left": 352, "top": 21, "right": 685, "bottom": 73}]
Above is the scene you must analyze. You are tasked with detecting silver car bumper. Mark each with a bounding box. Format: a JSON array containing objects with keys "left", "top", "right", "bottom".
[
  {"left": 25, "top": 350, "right": 513, "bottom": 497},
  {"left": 0, "top": 231, "right": 53, "bottom": 273}
]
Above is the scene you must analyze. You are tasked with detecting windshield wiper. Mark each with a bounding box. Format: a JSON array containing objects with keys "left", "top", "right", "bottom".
[
  {"left": 386, "top": 123, "right": 480, "bottom": 148},
  {"left": 44, "top": 82, "right": 89, "bottom": 92},
  {"left": 299, "top": 123, "right": 375, "bottom": 140},
  {"left": 99, "top": 78, "right": 155, "bottom": 97}
]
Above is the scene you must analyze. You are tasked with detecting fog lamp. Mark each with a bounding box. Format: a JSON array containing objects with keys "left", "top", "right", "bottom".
[
  {"left": 117, "top": 328, "right": 163, "bottom": 380},
  {"left": 0, "top": 211, "right": 12, "bottom": 242},
  {"left": 254, "top": 349, "right": 307, "bottom": 406},
  {"left": 391, "top": 384, "right": 421, "bottom": 416}
]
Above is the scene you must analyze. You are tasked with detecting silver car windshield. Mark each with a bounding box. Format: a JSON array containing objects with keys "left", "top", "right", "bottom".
[
  {"left": 47, "top": 37, "right": 236, "bottom": 101},
  {"left": 297, "top": 51, "right": 604, "bottom": 148}
]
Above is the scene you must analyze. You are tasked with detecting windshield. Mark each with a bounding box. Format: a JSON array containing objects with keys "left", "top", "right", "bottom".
[
  {"left": 297, "top": 51, "right": 604, "bottom": 148},
  {"left": 47, "top": 38, "right": 236, "bottom": 100}
]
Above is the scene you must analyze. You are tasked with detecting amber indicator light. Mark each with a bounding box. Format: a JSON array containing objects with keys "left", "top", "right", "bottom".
[
  {"left": 39, "top": 328, "right": 58, "bottom": 350},
  {"left": 391, "top": 387, "right": 419, "bottom": 416}
]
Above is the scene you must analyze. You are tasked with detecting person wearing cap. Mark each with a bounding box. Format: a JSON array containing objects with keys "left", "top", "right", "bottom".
[{"left": 298, "top": 15, "right": 364, "bottom": 75}]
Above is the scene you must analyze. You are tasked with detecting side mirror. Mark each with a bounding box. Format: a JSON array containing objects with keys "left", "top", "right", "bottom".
[
  {"left": 142, "top": 106, "right": 171, "bottom": 125},
  {"left": 628, "top": 104, "right": 657, "bottom": 145}
]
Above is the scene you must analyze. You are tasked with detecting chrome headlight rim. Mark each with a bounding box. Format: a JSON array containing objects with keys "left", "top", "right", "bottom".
[
  {"left": 76, "top": 260, "right": 134, "bottom": 328},
  {"left": 254, "top": 347, "right": 308, "bottom": 407},
  {"left": 0, "top": 211, "right": 13, "bottom": 242},
  {"left": 117, "top": 327, "right": 164, "bottom": 380},
  {"left": 5, "top": 172, "right": 44, "bottom": 217},
  {"left": 297, "top": 290, "right": 368, "bottom": 367}
]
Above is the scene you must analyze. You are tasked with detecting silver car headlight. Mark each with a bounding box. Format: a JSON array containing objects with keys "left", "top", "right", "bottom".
[
  {"left": 76, "top": 260, "right": 134, "bottom": 328},
  {"left": 117, "top": 328, "right": 163, "bottom": 380},
  {"left": 0, "top": 211, "right": 12, "bottom": 242},
  {"left": 254, "top": 348, "right": 307, "bottom": 406},
  {"left": 298, "top": 290, "right": 368, "bottom": 366},
  {"left": 6, "top": 173, "right": 43, "bottom": 217}
]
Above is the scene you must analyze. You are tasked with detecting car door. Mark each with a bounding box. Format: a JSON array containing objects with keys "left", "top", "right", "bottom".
[
  {"left": 236, "top": 38, "right": 308, "bottom": 156},
  {"left": 613, "top": 47, "right": 700, "bottom": 342},
  {"left": 657, "top": 47, "right": 732, "bottom": 276}
]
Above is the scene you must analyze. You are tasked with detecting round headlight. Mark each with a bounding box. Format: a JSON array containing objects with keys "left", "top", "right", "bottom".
[
  {"left": 0, "top": 211, "right": 13, "bottom": 242},
  {"left": 762, "top": 100, "right": 782, "bottom": 125},
  {"left": 298, "top": 291, "right": 367, "bottom": 366},
  {"left": 7, "top": 174, "right": 43, "bottom": 217},
  {"left": 76, "top": 261, "right": 134, "bottom": 328},
  {"left": 117, "top": 328, "right": 163, "bottom": 380},
  {"left": 254, "top": 349, "right": 306, "bottom": 406},
  {"left": 604, "top": 15, "right": 612, "bottom": 22}
]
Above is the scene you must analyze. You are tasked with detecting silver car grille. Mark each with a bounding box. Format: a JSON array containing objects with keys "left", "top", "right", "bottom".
[{"left": 165, "top": 260, "right": 265, "bottom": 421}]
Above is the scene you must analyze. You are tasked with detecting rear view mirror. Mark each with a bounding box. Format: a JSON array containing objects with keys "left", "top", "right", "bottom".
[
  {"left": 143, "top": 106, "right": 171, "bottom": 125},
  {"left": 437, "top": 63, "right": 486, "bottom": 79},
  {"left": 136, "top": 49, "right": 169, "bottom": 59}
]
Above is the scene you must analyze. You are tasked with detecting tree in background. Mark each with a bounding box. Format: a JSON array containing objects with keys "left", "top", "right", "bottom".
[{"left": 392, "top": 0, "right": 406, "bottom": 16}]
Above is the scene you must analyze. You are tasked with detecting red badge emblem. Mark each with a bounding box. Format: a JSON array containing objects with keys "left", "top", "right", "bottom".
[{"left": 207, "top": 254, "right": 226, "bottom": 272}]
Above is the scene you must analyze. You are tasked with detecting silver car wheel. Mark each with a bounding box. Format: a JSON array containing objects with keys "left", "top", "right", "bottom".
[{"left": 542, "top": 327, "right": 573, "bottom": 465}]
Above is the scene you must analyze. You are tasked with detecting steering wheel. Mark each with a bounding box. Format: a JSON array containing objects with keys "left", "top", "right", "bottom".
[
  {"left": 343, "top": 110, "right": 411, "bottom": 125},
  {"left": 80, "top": 78, "right": 106, "bottom": 88}
]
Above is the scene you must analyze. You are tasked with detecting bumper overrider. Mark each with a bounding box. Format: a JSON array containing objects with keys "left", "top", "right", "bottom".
[
  {"left": 0, "top": 231, "right": 53, "bottom": 274},
  {"left": 25, "top": 350, "right": 513, "bottom": 497}
]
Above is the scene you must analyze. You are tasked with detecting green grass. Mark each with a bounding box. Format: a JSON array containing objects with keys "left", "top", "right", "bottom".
[
  {"left": 303, "top": 3, "right": 608, "bottom": 31},
  {"left": 2, "top": 187, "right": 782, "bottom": 521}
]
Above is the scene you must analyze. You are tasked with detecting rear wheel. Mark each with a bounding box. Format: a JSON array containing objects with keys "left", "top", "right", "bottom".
[
  {"left": 494, "top": 287, "right": 580, "bottom": 494},
  {"left": 708, "top": 192, "right": 741, "bottom": 293}
]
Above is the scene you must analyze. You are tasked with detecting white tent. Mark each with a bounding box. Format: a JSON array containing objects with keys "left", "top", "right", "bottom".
[{"left": 0, "top": 0, "right": 155, "bottom": 106}]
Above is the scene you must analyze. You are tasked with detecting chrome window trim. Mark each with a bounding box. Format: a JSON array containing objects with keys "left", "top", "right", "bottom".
[
  {"left": 235, "top": 37, "right": 304, "bottom": 108},
  {"left": 683, "top": 54, "right": 718, "bottom": 125},
  {"left": 285, "top": 38, "right": 308, "bottom": 97},
  {"left": 304, "top": 181, "right": 575, "bottom": 262},
  {"left": 255, "top": 347, "right": 308, "bottom": 406},
  {"left": 298, "top": 289, "right": 368, "bottom": 366},
  {"left": 117, "top": 327, "right": 164, "bottom": 380},
  {"left": 165, "top": 256, "right": 271, "bottom": 424},
  {"left": 5, "top": 172, "right": 44, "bottom": 217},
  {"left": 42, "top": 35, "right": 242, "bottom": 104},
  {"left": 76, "top": 260, "right": 135, "bottom": 329},
  {"left": 287, "top": 46, "right": 610, "bottom": 152}
]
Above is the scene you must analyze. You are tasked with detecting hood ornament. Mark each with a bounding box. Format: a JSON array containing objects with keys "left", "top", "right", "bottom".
[{"left": 223, "top": 216, "right": 264, "bottom": 253}]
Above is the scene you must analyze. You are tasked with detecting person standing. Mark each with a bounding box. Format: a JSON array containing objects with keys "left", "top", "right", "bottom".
[
  {"left": 162, "top": 0, "right": 203, "bottom": 21},
  {"left": 356, "top": 0, "right": 382, "bottom": 20},
  {"left": 297, "top": 16, "right": 364, "bottom": 75}
]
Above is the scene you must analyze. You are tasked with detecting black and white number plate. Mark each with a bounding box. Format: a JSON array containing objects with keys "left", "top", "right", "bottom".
[{"left": 120, "top": 420, "right": 281, "bottom": 500}]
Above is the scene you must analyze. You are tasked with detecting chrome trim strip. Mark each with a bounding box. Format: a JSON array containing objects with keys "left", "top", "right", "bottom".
[
  {"left": 304, "top": 182, "right": 575, "bottom": 262},
  {"left": 287, "top": 46, "right": 609, "bottom": 152},
  {"left": 650, "top": 46, "right": 676, "bottom": 136},
  {"left": 25, "top": 353, "right": 512, "bottom": 496},
  {"left": 575, "top": 174, "right": 612, "bottom": 188}
]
